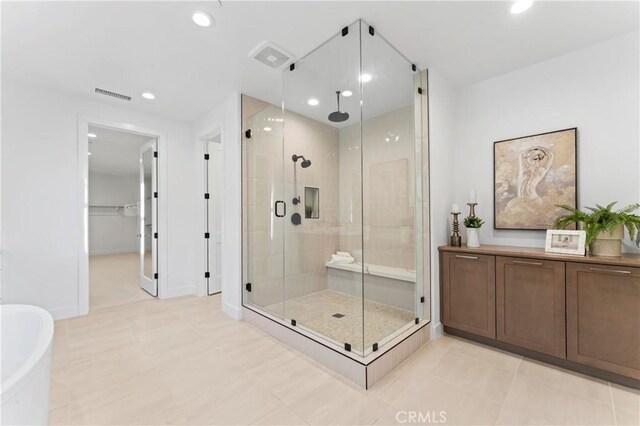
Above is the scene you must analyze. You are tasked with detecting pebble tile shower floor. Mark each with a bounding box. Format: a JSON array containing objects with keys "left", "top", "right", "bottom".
[
  {"left": 49, "top": 295, "right": 639, "bottom": 425},
  {"left": 264, "top": 289, "right": 415, "bottom": 353}
]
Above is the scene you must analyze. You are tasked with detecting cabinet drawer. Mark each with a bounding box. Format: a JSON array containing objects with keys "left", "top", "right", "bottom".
[
  {"left": 496, "top": 256, "right": 566, "bottom": 358},
  {"left": 442, "top": 252, "right": 496, "bottom": 338},
  {"left": 566, "top": 262, "right": 640, "bottom": 379}
]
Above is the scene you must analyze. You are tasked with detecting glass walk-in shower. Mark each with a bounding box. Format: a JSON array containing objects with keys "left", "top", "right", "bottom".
[{"left": 242, "top": 20, "right": 429, "bottom": 357}]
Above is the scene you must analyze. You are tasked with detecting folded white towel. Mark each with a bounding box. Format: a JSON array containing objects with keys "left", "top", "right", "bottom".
[
  {"left": 336, "top": 251, "right": 351, "bottom": 257},
  {"left": 331, "top": 254, "right": 354, "bottom": 263}
]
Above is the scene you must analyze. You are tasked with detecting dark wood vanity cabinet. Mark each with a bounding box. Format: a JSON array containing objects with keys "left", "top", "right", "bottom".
[
  {"left": 440, "top": 245, "right": 640, "bottom": 386},
  {"left": 496, "top": 256, "right": 566, "bottom": 358},
  {"left": 566, "top": 262, "right": 640, "bottom": 380},
  {"left": 441, "top": 252, "right": 495, "bottom": 338}
]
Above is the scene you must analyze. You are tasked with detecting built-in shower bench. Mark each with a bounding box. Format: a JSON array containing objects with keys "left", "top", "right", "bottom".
[{"left": 325, "top": 261, "right": 415, "bottom": 310}]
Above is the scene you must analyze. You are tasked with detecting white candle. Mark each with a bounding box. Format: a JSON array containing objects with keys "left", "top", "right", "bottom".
[
  {"left": 469, "top": 190, "right": 477, "bottom": 204},
  {"left": 452, "top": 204, "right": 460, "bottom": 213}
]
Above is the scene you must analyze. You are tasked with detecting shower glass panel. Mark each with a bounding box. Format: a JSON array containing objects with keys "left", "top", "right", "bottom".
[
  {"left": 360, "top": 24, "right": 424, "bottom": 352},
  {"left": 243, "top": 102, "right": 285, "bottom": 317},
  {"left": 243, "top": 20, "right": 428, "bottom": 357},
  {"left": 282, "top": 20, "right": 364, "bottom": 352}
]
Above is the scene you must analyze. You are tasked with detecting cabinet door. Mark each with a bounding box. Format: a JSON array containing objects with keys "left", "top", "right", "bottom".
[
  {"left": 567, "top": 263, "right": 640, "bottom": 379},
  {"left": 442, "top": 252, "right": 496, "bottom": 338},
  {"left": 496, "top": 256, "right": 566, "bottom": 358}
]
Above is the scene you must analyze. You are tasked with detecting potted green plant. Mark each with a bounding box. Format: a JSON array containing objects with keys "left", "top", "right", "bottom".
[
  {"left": 554, "top": 202, "right": 640, "bottom": 256},
  {"left": 463, "top": 216, "right": 485, "bottom": 248}
]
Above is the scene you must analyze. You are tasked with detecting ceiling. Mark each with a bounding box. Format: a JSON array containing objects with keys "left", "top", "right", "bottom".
[
  {"left": 88, "top": 126, "right": 152, "bottom": 176},
  {"left": 2, "top": 1, "right": 638, "bottom": 122}
]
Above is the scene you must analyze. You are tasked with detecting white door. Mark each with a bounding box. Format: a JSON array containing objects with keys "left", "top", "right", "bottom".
[
  {"left": 206, "top": 140, "right": 222, "bottom": 294},
  {"left": 139, "top": 140, "right": 158, "bottom": 296}
]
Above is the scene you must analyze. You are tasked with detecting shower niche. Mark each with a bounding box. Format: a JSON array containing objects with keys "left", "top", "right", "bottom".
[{"left": 242, "top": 20, "right": 429, "bottom": 388}]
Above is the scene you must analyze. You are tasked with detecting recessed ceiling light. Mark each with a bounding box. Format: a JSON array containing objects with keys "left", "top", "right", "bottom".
[
  {"left": 88, "top": 133, "right": 97, "bottom": 138},
  {"left": 342, "top": 90, "right": 353, "bottom": 97},
  {"left": 263, "top": 127, "right": 272, "bottom": 132},
  {"left": 192, "top": 10, "right": 214, "bottom": 27},
  {"left": 307, "top": 98, "right": 319, "bottom": 106},
  {"left": 511, "top": 0, "right": 533, "bottom": 14},
  {"left": 360, "top": 74, "right": 372, "bottom": 83},
  {"left": 142, "top": 92, "right": 155, "bottom": 100}
]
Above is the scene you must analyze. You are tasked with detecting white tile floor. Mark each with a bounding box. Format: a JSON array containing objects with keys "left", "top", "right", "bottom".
[
  {"left": 51, "top": 295, "right": 640, "bottom": 425},
  {"left": 89, "top": 253, "right": 152, "bottom": 310}
]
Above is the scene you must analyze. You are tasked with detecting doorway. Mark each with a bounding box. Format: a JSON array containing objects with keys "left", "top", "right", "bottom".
[
  {"left": 205, "top": 135, "right": 222, "bottom": 295},
  {"left": 87, "top": 125, "right": 158, "bottom": 309}
]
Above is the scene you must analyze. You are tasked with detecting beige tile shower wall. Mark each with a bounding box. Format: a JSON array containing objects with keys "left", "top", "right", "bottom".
[
  {"left": 283, "top": 110, "right": 340, "bottom": 301},
  {"left": 338, "top": 106, "right": 416, "bottom": 270},
  {"left": 242, "top": 95, "right": 340, "bottom": 308}
]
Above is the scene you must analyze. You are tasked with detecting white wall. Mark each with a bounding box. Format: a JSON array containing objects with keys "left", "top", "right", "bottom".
[
  {"left": 88, "top": 172, "right": 138, "bottom": 255},
  {"left": 193, "top": 93, "right": 242, "bottom": 320},
  {"left": 1, "top": 82, "right": 199, "bottom": 319},
  {"left": 427, "top": 69, "right": 457, "bottom": 336},
  {"left": 453, "top": 32, "right": 640, "bottom": 252}
]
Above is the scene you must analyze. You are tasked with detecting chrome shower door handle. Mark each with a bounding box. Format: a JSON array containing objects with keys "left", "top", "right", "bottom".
[{"left": 275, "top": 201, "right": 286, "bottom": 217}]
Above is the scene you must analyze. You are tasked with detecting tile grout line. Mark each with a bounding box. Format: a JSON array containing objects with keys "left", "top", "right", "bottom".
[
  {"left": 515, "top": 357, "right": 621, "bottom": 409},
  {"left": 493, "top": 355, "right": 523, "bottom": 425},
  {"left": 608, "top": 382, "right": 618, "bottom": 426}
]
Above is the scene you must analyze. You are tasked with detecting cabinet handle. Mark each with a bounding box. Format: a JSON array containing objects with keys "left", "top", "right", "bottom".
[
  {"left": 455, "top": 255, "right": 479, "bottom": 260},
  {"left": 589, "top": 267, "right": 631, "bottom": 275},
  {"left": 512, "top": 260, "right": 543, "bottom": 266}
]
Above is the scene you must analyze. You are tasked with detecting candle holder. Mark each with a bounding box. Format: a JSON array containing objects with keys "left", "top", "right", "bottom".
[
  {"left": 450, "top": 212, "right": 462, "bottom": 247},
  {"left": 467, "top": 203, "right": 478, "bottom": 218}
]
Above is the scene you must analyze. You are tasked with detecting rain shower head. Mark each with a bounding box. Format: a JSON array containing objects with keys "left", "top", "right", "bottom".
[
  {"left": 328, "top": 91, "right": 349, "bottom": 123},
  {"left": 292, "top": 154, "right": 312, "bottom": 168}
]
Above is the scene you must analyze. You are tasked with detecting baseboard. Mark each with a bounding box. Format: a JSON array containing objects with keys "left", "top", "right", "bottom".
[
  {"left": 50, "top": 305, "right": 79, "bottom": 320},
  {"left": 223, "top": 301, "right": 242, "bottom": 320},
  {"left": 89, "top": 249, "right": 137, "bottom": 256},
  {"left": 430, "top": 321, "right": 443, "bottom": 339},
  {"left": 163, "top": 285, "right": 197, "bottom": 299}
]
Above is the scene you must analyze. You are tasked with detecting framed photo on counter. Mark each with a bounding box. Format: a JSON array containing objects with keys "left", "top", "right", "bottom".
[{"left": 545, "top": 229, "right": 586, "bottom": 255}]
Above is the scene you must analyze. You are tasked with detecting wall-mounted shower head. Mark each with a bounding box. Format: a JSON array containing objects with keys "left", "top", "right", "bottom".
[{"left": 292, "top": 154, "right": 312, "bottom": 168}]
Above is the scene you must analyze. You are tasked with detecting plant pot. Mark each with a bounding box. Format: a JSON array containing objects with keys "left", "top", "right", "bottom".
[
  {"left": 590, "top": 225, "right": 624, "bottom": 257},
  {"left": 466, "top": 228, "right": 480, "bottom": 248}
]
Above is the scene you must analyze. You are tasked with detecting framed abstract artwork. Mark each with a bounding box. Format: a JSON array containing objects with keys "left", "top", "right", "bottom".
[{"left": 494, "top": 128, "right": 577, "bottom": 230}]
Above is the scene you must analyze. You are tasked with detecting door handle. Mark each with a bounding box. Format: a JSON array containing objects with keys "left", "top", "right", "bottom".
[
  {"left": 275, "top": 201, "right": 286, "bottom": 218},
  {"left": 512, "top": 260, "right": 543, "bottom": 266},
  {"left": 455, "top": 255, "right": 478, "bottom": 260}
]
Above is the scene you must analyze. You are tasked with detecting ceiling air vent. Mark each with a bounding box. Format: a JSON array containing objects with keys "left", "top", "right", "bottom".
[
  {"left": 94, "top": 87, "right": 132, "bottom": 101},
  {"left": 249, "top": 41, "right": 294, "bottom": 70}
]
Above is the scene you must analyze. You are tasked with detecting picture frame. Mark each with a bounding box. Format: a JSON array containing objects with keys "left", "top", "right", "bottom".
[
  {"left": 494, "top": 128, "right": 577, "bottom": 230},
  {"left": 545, "top": 229, "right": 586, "bottom": 256}
]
